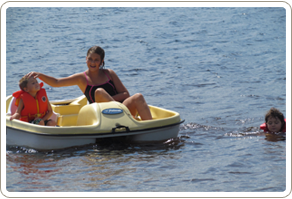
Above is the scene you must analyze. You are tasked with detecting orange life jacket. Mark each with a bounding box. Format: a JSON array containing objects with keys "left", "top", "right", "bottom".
[{"left": 12, "top": 84, "right": 48, "bottom": 122}]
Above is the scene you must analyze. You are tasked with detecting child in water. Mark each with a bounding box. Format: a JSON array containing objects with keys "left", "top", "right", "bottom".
[
  {"left": 10, "top": 75, "right": 57, "bottom": 126},
  {"left": 261, "top": 107, "right": 286, "bottom": 133},
  {"left": 27, "top": 46, "right": 152, "bottom": 120}
]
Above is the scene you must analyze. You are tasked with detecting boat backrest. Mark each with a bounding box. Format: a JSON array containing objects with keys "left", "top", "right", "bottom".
[
  {"left": 7, "top": 97, "right": 59, "bottom": 122},
  {"left": 7, "top": 97, "right": 17, "bottom": 116}
]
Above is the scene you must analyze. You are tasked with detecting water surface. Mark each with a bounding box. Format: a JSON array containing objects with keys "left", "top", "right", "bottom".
[{"left": 5, "top": 6, "right": 287, "bottom": 194}]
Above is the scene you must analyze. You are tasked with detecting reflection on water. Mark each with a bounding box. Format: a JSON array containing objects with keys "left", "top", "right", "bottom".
[
  {"left": 6, "top": 153, "right": 61, "bottom": 191},
  {"left": 6, "top": 122, "right": 286, "bottom": 192},
  {"left": 7, "top": 138, "right": 186, "bottom": 192},
  {"left": 264, "top": 133, "right": 286, "bottom": 142}
]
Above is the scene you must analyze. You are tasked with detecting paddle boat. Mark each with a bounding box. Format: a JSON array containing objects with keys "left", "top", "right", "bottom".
[{"left": 6, "top": 95, "right": 184, "bottom": 150}]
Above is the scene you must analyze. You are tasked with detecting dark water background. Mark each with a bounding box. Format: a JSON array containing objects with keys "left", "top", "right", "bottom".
[{"left": 5, "top": 6, "right": 288, "bottom": 194}]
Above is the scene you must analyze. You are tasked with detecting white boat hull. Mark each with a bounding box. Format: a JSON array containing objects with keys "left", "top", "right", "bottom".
[
  {"left": 6, "top": 122, "right": 182, "bottom": 150},
  {"left": 6, "top": 127, "right": 96, "bottom": 150}
]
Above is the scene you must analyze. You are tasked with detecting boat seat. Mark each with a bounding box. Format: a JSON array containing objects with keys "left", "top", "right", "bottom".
[
  {"left": 6, "top": 97, "right": 17, "bottom": 116},
  {"left": 6, "top": 97, "right": 59, "bottom": 123}
]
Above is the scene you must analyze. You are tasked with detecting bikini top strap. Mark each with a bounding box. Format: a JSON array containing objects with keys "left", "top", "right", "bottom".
[
  {"left": 103, "top": 70, "right": 111, "bottom": 81},
  {"left": 84, "top": 72, "right": 89, "bottom": 85},
  {"left": 84, "top": 70, "right": 111, "bottom": 85}
]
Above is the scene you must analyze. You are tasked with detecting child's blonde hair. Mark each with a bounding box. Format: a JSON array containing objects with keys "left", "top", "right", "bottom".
[{"left": 18, "top": 75, "right": 29, "bottom": 91}]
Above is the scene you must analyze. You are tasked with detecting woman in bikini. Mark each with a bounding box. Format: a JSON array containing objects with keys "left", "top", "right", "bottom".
[{"left": 27, "top": 46, "right": 152, "bottom": 120}]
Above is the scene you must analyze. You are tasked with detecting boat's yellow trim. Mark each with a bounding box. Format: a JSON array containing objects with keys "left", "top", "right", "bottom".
[{"left": 6, "top": 95, "right": 182, "bottom": 135}]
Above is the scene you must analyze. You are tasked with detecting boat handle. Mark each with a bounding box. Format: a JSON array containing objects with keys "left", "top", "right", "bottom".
[{"left": 112, "top": 125, "right": 130, "bottom": 133}]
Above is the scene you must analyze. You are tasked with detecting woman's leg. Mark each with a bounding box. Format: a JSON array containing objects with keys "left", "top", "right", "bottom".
[
  {"left": 45, "top": 119, "right": 57, "bottom": 126},
  {"left": 94, "top": 88, "right": 115, "bottom": 102},
  {"left": 95, "top": 89, "right": 152, "bottom": 120},
  {"left": 123, "top": 93, "right": 152, "bottom": 120}
]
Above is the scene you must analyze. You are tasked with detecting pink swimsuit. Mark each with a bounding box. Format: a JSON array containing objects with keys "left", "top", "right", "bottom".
[{"left": 83, "top": 71, "right": 117, "bottom": 103}]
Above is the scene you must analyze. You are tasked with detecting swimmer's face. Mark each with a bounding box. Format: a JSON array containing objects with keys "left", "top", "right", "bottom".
[{"left": 266, "top": 117, "right": 282, "bottom": 133}]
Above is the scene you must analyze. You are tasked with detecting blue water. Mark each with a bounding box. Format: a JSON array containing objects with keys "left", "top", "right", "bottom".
[{"left": 5, "top": 6, "right": 288, "bottom": 194}]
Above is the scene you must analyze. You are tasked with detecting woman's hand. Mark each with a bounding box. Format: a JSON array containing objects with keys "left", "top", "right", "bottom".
[{"left": 26, "top": 72, "right": 41, "bottom": 79}]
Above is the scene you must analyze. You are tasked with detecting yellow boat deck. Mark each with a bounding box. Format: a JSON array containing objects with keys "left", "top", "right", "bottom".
[
  {"left": 6, "top": 95, "right": 181, "bottom": 136},
  {"left": 49, "top": 95, "right": 178, "bottom": 127}
]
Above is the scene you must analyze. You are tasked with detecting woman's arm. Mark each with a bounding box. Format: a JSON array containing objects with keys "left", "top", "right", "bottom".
[
  {"left": 27, "top": 72, "right": 86, "bottom": 92},
  {"left": 107, "top": 69, "right": 130, "bottom": 102}
]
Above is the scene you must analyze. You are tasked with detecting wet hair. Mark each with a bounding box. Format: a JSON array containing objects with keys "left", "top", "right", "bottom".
[
  {"left": 18, "top": 75, "right": 30, "bottom": 91},
  {"left": 265, "top": 107, "right": 285, "bottom": 131},
  {"left": 87, "top": 46, "right": 105, "bottom": 67}
]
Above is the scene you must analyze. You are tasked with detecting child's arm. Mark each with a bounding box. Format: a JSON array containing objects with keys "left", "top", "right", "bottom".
[
  {"left": 10, "top": 99, "right": 23, "bottom": 120},
  {"left": 37, "top": 100, "right": 54, "bottom": 123}
]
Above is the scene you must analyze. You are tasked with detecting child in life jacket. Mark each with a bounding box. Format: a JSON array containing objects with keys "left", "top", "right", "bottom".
[
  {"left": 10, "top": 75, "right": 56, "bottom": 126},
  {"left": 260, "top": 107, "right": 286, "bottom": 133}
]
